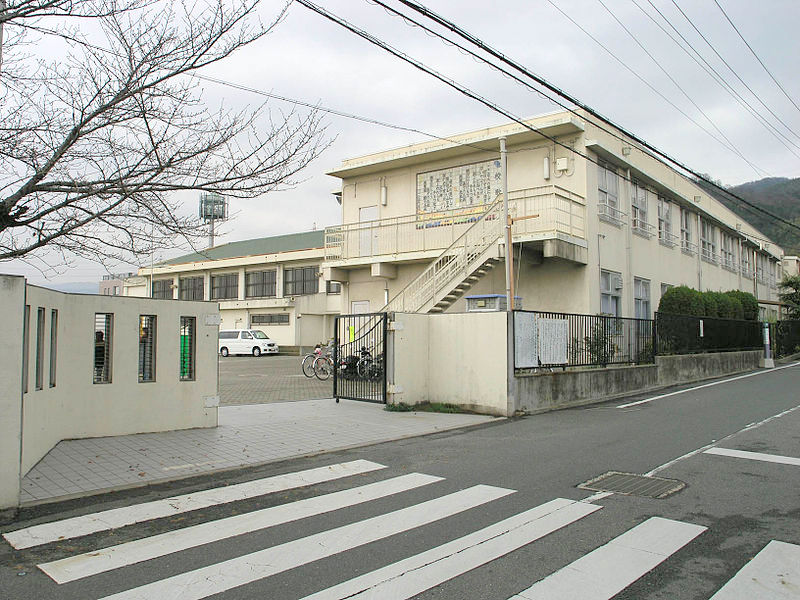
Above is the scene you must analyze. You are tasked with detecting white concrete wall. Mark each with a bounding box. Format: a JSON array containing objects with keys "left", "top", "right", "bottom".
[
  {"left": 0, "top": 276, "right": 26, "bottom": 514},
  {"left": 391, "top": 312, "right": 509, "bottom": 415},
  {"left": 17, "top": 284, "right": 219, "bottom": 480}
]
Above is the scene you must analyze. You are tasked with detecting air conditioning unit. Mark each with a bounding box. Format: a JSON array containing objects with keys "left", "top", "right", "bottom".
[{"left": 612, "top": 274, "right": 623, "bottom": 290}]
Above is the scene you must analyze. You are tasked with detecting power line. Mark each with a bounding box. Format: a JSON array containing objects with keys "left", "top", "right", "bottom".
[
  {"left": 670, "top": 0, "right": 800, "bottom": 147},
  {"left": 712, "top": 0, "right": 800, "bottom": 117},
  {"left": 292, "top": 0, "right": 800, "bottom": 239},
  {"left": 595, "top": 0, "right": 762, "bottom": 175},
  {"left": 633, "top": 0, "right": 800, "bottom": 159}
]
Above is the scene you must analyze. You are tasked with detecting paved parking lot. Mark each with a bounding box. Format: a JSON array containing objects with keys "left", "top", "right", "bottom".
[{"left": 219, "top": 355, "right": 332, "bottom": 405}]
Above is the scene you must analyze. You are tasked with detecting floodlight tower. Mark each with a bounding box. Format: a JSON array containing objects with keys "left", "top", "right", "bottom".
[{"left": 199, "top": 193, "right": 228, "bottom": 248}]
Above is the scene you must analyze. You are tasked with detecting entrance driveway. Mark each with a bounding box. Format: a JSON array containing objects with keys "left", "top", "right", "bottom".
[{"left": 219, "top": 355, "right": 331, "bottom": 405}]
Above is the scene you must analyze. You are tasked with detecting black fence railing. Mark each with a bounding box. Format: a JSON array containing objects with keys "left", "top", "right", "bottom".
[
  {"left": 772, "top": 320, "right": 800, "bottom": 358},
  {"left": 654, "top": 312, "right": 762, "bottom": 355},
  {"left": 517, "top": 311, "right": 654, "bottom": 368},
  {"left": 333, "top": 312, "right": 387, "bottom": 403}
]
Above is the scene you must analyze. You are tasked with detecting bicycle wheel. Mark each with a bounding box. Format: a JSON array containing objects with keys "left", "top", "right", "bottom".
[
  {"left": 356, "top": 358, "right": 371, "bottom": 379},
  {"left": 314, "top": 357, "right": 332, "bottom": 381},
  {"left": 301, "top": 354, "right": 316, "bottom": 378}
]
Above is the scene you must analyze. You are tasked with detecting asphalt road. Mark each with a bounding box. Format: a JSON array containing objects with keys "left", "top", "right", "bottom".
[
  {"left": 2, "top": 363, "right": 799, "bottom": 599},
  {"left": 219, "top": 354, "right": 332, "bottom": 405}
]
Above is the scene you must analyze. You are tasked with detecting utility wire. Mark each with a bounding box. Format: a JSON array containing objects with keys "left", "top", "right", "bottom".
[
  {"left": 670, "top": 0, "right": 800, "bottom": 146},
  {"left": 713, "top": 0, "right": 800, "bottom": 117},
  {"left": 595, "top": 0, "right": 762, "bottom": 174},
  {"left": 386, "top": 0, "right": 800, "bottom": 238},
  {"left": 633, "top": 0, "right": 800, "bottom": 158}
]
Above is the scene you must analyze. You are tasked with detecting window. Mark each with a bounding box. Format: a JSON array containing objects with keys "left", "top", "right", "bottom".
[
  {"left": 241, "top": 331, "right": 252, "bottom": 339},
  {"left": 598, "top": 162, "right": 619, "bottom": 209},
  {"left": 600, "top": 270, "right": 622, "bottom": 317},
  {"left": 179, "top": 316, "right": 196, "bottom": 381},
  {"left": 720, "top": 232, "right": 736, "bottom": 270},
  {"left": 680, "top": 208, "right": 694, "bottom": 253},
  {"left": 251, "top": 313, "right": 290, "bottom": 325},
  {"left": 49, "top": 309, "right": 58, "bottom": 388},
  {"left": 152, "top": 279, "right": 172, "bottom": 299},
  {"left": 245, "top": 270, "right": 277, "bottom": 298},
  {"left": 35, "top": 307, "right": 45, "bottom": 390},
  {"left": 93, "top": 313, "right": 113, "bottom": 384},
  {"left": 631, "top": 182, "right": 651, "bottom": 235},
  {"left": 23, "top": 305, "right": 30, "bottom": 394},
  {"left": 660, "top": 283, "right": 673, "bottom": 297},
  {"left": 284, "top": 266, "right": 318, "bottom": 296},
  {"left": 326, "top": 281, "right": 342, "bottom": 295},
  {"left": 634, "top": 278, "right": 651, "bottom": 319},
  {"left": 741, "top": 246, "right": 754, "bottom": 276},
  {"left": 179, "top": 277, "right": 204, "bottom": 301},
  {"left": 657, "top": 198, "right": 675, "bottom": 245},
  {"left": 701, "top": 219, "right": 717, "bottom": 262},
  {"left": 138, "top": 315, "right": 156, "bottom": 382},
  {"left": 219, "top": 331, "right": 238, "bottom": 339},
  {"left": 113, "top": 286, "right": 120, "bottom": 295},
  {"left": 211, "top": 273, "right": 238, "bottom": 300}
]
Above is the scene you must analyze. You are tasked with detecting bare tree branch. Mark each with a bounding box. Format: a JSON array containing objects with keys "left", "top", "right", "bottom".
[{"left": 0, "top": 0, "right": 328, "bottom": 265}]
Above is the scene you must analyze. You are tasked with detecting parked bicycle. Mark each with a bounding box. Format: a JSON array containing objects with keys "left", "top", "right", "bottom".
[
  {"left": 356, "top": 347, "right": 383, "bottom": 381},
  {"left": 300, "top": 345, "right": 323, "bottom": 378},
  {"left": 312, "top": 351, "right": 334, "bottom": 381}
]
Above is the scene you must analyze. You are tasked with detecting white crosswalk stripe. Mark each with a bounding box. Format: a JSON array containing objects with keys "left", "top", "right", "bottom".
[
  {"left": 508, "top": 517, "right": 707, "bottom": 600},
  {"left": 299, "top": 497, "right": 602, "bottom": 600},
  {"left": 703, "top": 447, "right": 800, "bottom": 467},
  {"left": 4, "top": 459, "right": 386, "bottom": 549},
  {"left": 38, "top": 472, "right": 443, "bottom": 584},
  {"left": 96, "top": 484, "right": 515, "bottom": 600},
  {"left": 708, "top": 540, "right": 800, "bottom": 599}
]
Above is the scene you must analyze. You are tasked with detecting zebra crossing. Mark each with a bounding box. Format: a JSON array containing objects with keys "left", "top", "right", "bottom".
[{"left": 3, "top": 459, "right": 798, "bottom": 599}]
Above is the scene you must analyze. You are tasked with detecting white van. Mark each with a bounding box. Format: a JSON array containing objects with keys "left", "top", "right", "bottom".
[{"left": 218, "top": 330, "right": 279, "bottom": 357}]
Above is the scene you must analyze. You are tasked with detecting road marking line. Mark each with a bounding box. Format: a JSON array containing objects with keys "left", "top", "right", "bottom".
[
  {"left": 511, "top": 517, "right": 706, "bottom": 600},
  {"left": 38, "top": 473, "right": 443, "bottom": 584},
  {"left": 708, "top": 540, "right": 800, "bottom": 599},
  {"left": 299, "top": 498, "right": 601, "bottom": 600},
  {"left": 646, "top": 402, "right": 800, "bottom": 476},
  {"left": 703, "top": 447, "right": 800, "bottom": 467},
  {"left": 97, "top": 485, "right": 515, "bottom": 600},
  {"left": 4, "top": 460, "right": 385, "bottom": 549},
  {"left": 617, "top": 361, "right": 800, "bottom": 409}
]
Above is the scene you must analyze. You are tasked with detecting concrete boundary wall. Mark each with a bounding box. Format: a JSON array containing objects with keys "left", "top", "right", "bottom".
[{"left": 0, "top": 275, "right": 220, "bottom": 513}]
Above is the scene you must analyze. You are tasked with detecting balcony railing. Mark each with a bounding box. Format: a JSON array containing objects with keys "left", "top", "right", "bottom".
[
  {"left": 324, "top": 185, "right": 585, "bottom": 263},
  {"left": 721, "top": 254, "right": 738, "bottom": 272},
  {"left": 681, "top": 239, "right": 698, "bottom": 256},
  {"left": 658, "top": 230, "right": 679, "bottom": 248},
  {"left": 701, "top": 246, "right": 719, "bottom": 264},
  {"left": 632, "top": 218, "right": 656, "bottom": 238},
  {"left": 598, "top": 202, "right": 626, "bottom": 225}
]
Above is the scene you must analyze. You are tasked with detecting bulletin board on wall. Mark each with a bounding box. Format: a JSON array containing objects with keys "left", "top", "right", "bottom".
[{"left": 416, "top": 159, "right": 502, "bottom": 215}]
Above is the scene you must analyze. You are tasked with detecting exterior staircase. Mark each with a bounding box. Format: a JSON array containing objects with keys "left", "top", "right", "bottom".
[{"left": 382, "top": 196, "right": 505, "bottom": 314}]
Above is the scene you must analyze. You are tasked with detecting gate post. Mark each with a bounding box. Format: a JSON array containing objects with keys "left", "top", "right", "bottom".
[{"left": 333, "top": 315, "right": 339, "bottom": 403}]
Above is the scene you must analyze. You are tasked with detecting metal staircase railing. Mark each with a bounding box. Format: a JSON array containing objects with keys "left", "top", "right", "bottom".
[{"left": 383, "top": 196, "right": 505, "bottom": 313}]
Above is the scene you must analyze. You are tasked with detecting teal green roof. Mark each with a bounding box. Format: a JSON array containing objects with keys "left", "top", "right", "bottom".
[{"left": 159, "top": 230, "right": 325, "bottom": 265}]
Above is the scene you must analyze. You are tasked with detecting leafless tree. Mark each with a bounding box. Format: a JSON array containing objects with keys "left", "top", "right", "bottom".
[{"left": 0, "top": 0, "right": 327, "bottom": 268}]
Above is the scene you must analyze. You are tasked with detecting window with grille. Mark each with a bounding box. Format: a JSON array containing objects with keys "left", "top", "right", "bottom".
[
  {"left": 152, "top": 279, "right": 173, "bottom": 299},
  {"left": 93, "top": 313, "right": 113, "bottom": 384},
  {"left": 657, "top": 198, "right": 673, "bottom": 242},
  {"left": 179, "top": 277, "right": 204, "bottom": 301},
  {"left": 49, "top": 309, "right": 58, "bottom": 388},
  {"left": 631, "top": 182, "right": 649, "bottom": 231},
  {"left": 597, "top": 162, "right": 619, "bottom": 209},
  {"left": 326, "top": 281, "right": 342, "bottom": 295},
  {"left": 211, "top": 273, "right": 238, "bottom": 300},
  {"left": 179, "top": 316, "right": 196, "bottom": 381},
  {"left": 251, "top": 313, "right": 290, "bottom": 325},
  {"left": 600, "top": 270, "right": 622, "bottom": 317},
  {"left": 245, "top": 270, "right": 277, "bottom": 298},
  {"left": 35, "top": 307, "right": 45, "bottom": 390},
  {"left": 634, "top": 277, "right": 651, "bottom": 319},
  {"left": 720, "top": 232, "right": 736, "bottom": 269},
  {"left": 139, "top": 315, "right": 156, "bottom": 382},
  {"left": 284, "top": 266, "right": 318, "bottom": 296}
]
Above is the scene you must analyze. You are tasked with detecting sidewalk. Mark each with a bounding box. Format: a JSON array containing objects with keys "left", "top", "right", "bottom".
[{"left": 20, "top": 400, "right": 499, "bottom": 505}]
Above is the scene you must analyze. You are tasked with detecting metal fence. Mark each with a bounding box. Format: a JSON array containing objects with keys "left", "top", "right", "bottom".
[
  {"left": 772, "top": 320, "right": 800, "bottom": 358},
  {"left": 517, "top": 311, "right": 654, "bottom": 368},
  {"left": 333, "top": 312, "right": 387, "bottom": 404},
  {"left": 654, "top": 312, "right": 762, "bottom": 355}
]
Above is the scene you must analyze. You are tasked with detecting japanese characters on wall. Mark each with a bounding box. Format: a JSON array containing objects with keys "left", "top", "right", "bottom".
[{"left": 416, "top": 159, "right": 502, "bottom": 215}]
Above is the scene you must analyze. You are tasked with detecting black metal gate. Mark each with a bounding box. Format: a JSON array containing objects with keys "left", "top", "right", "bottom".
[{"left": 333, "top": 312, "right": 387, "bottom": 403}]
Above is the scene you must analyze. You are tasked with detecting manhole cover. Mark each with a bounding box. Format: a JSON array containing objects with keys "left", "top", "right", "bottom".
[{"left": 578, "top": 471, "right": 685, "bottom": 499}]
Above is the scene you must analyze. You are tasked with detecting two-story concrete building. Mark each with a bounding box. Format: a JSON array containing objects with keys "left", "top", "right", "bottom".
[{"left": 321, "top": 110, "right": 783, "bottom": 319}]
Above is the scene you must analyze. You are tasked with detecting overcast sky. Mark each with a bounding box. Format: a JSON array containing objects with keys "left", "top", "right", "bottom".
[{"left": 6, "top": 0, "right": 800, "bottom": 286}]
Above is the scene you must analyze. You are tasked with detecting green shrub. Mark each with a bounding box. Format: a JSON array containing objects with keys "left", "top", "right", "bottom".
[
  {"left": 713, "top": 292, "right": 736, "bottom": 319},
  {"left": 701, "top": 291, "right": 719, "bottom": 317},
  {"left": 723, "top": 293, "right": 745, "bottom": 320},
  {"left": 725, "top": 290, "right": 759, "bottom": 320},
  {"left": 658, "top": 286, "right": 704, "bottom": 316}
]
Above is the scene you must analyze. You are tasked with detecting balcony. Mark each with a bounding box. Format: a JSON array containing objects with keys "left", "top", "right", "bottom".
[
  {"left": 324, "top": 185, "right": 586, "bottom": 265},
  {"left": 701, "top": 246, "right": 719, "bottom": 265},
  {"left": 598, "top": 202, "right": 626, "bottom": 226},
  {"left": 632, "top": 218, "right": 656, "bottom": 239},
  {"left": 658, "top": 230, "right": 679, "bottom": 248},
  {"left": 681, "top": 239, "right": 698, "bottom": 256}
]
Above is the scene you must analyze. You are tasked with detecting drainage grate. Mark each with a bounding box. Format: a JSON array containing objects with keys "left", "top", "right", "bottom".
[{"left": 578, "top": 471, "right": 685, "bottom": 499}]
